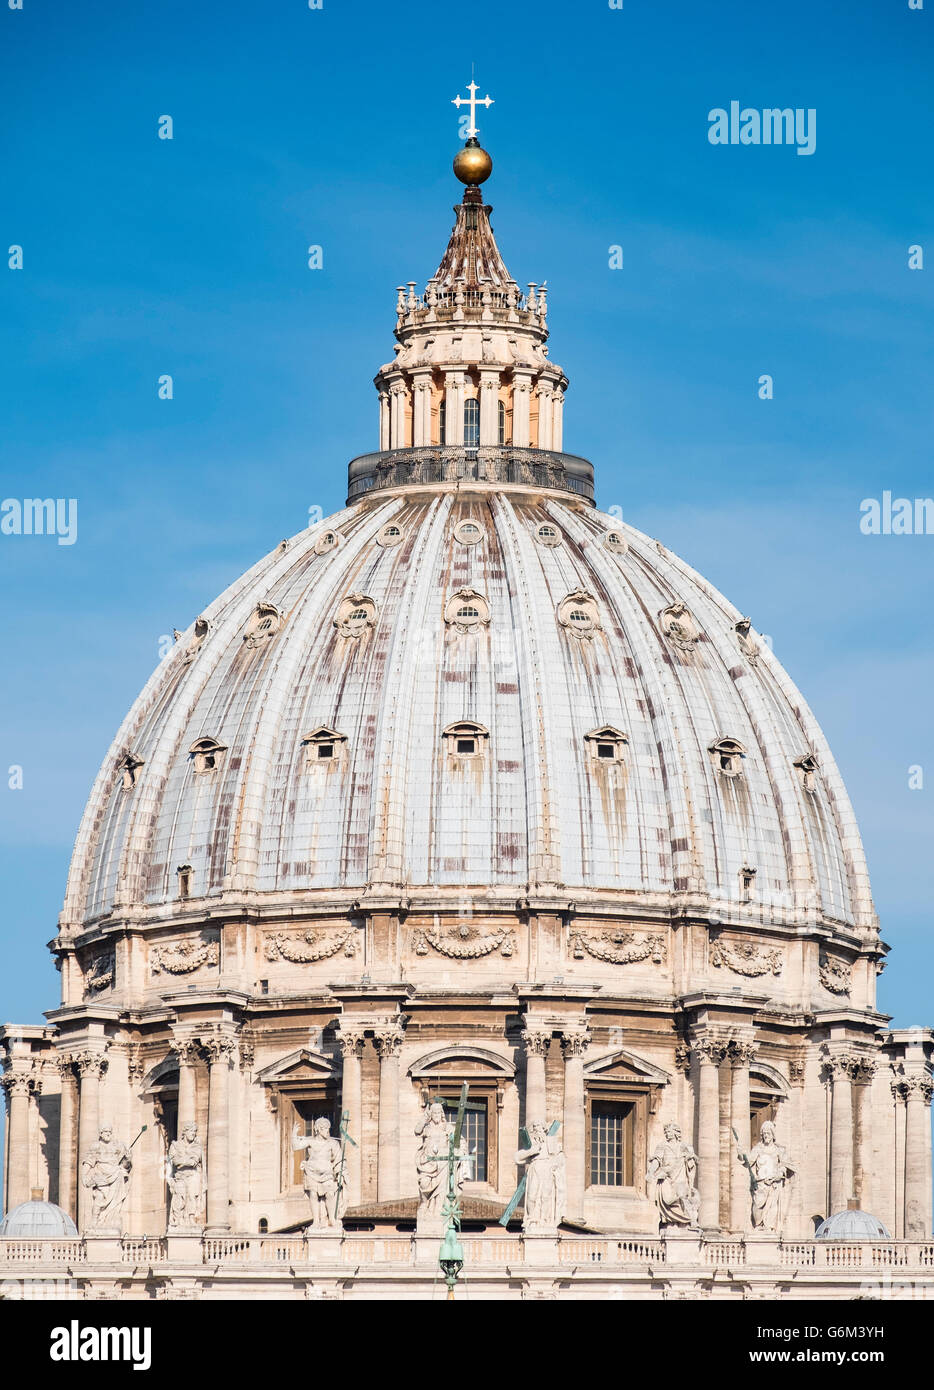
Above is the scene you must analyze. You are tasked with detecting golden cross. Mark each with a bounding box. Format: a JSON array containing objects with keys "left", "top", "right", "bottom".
[{"left": 452, "top": 80, "right": 493, "bottom": 139}]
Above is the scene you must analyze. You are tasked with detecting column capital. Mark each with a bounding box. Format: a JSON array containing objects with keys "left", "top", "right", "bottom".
[
  {"left": 373, "top": 1020, "right": 405, "bottom": 1059},
  {"left": 337, "top": 1024, "right": 367, "bottom": 1059},
  {"left": 691, "top": 1034, "right": 730, "bottom": 1066},
  {"left": 202, "top": 1031, "right": 238, "bottom": 1065},
  {"left": 521, "top": 1027, "right": 552, "bottom": 1058},
  {"left": 73, "top": 1050, "right": 109, "bottom": 1080},
  {"left": 560, "top": 1025, "right": 591, "bottom": 1059},
  {"left": 729, "top": 1039, "right": 758, "bottom": 1067},
  {"left": 0, "top": 1069, "right": 34, "bottom": 1099},
  {"left": 895, "top": 1074, "right": 933, "bottom": 1105},
  {"left": 172, "top": 1035, "right": 201, "bottom": 1066}
]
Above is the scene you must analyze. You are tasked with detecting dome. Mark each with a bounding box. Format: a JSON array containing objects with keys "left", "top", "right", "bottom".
[
  {"left": 0, "top": 1198, "right": 78, "bottom": 1238},
  {"left": 62, "top": 486, "right": 874, "bottom": 934},
  {"left": 815, "top": 1209, "right": 892, "bottom": 1241}
]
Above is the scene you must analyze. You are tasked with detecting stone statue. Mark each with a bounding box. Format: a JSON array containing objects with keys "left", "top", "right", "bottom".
[
  {"left": 81, "top": 1125, "right": 132, "bottom": 1232},
  {"left": 646, "top": 1122, "right": 700, "bottom": 1230},
  {"left": 736, "top": 1121, "right": 795, "bottom": 1234},
  {"left": 516, "top": 1122, "right": 567, "bottom": 1232},
  {"left": 415, "top": 1100, "right": 471, "bottom": 1221},
  {"left": 167, "top": 1122, "right": 205, "bottom": 1229},
  {"left": 292, "top": 1118, "right": 344, "bottom": 1229}
]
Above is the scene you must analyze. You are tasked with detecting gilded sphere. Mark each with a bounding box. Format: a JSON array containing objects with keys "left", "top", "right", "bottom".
[{"left": 453, "top": 141, "right": 493, "bottom": 186}]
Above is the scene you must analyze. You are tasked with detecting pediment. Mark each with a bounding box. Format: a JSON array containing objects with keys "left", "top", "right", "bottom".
[
  {"left": 255, "top": 1047, "right": 338, "bottom": 1086},
  {"left": 584, "top": 1048, "right": 670, "bottom": 1087},
  {"left": 408, "top": 1045, "right": 515, "bottom": 1080}
]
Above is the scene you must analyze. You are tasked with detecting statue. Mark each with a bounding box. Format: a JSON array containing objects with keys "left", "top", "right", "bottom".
[
  {"left": 735, "top": 1121, "right": 795, "bottom": 1234},
  {"left": 646, "top": 1122, "right": 700, "bottom": 1230},
  {"left": 81, "top": 1125, "right": 132, "bottom": 1232},
  {"left": 415, "top": 1100, "right": 471, "bottom": 1221},
  {"left": 292, "top": 1118, "right": 344, "bottom": 1229},
  {"left": 167, "top": 1122, "right": 205, "bottom": 1229},
  {"left": 516, "top": 1121, "right": 567, "bottom": 1231}
]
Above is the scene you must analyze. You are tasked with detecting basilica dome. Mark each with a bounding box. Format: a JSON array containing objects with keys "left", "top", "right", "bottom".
[{"left": 62, "top": 476, "right": 873, "bottom": 936}]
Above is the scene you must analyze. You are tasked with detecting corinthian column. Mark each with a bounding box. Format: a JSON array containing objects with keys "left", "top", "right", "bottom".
[
  {"left": 337, "top": 1025, "right": 366, "bottom": 1209},
  {"left": 374, "top": 1021, "right": 405, "bottom": 1202},
  {"left": 75, "top": 1051, "right": 108, "bottom": 1232},
  {"left": 203, "top": 1032, "right": 236, "bottom": 1233},
  {"left": 729, "top": 1041, "right": 756, "bottom": 1231},
  {"left": 694, "top": 1037, "right": 727, "bottom": 1231},
  {"left": 903, "top": 1075, "right": 933, "bottom": 1238},
  {"left": 56, "top": 1055, "right": 78, "bottom": 1219},
  {"left": 561, "top": 1025, "right": 590, "bottom": 1221},
  {"left": 852, "top": 1058, "right": 876, "bottom": 1213},
  {"left": 521, "top": 1027, "right": 551, "bottom": 1129},
  {"left": 173, "top": 1036, "right": 200, "bottom": 1133},
  {"left": 828, "top": 1055, "right": 854, "bottom": 1214},
  {"left": 1, "top": 1068, "right": 38, "bottom": 1211}
]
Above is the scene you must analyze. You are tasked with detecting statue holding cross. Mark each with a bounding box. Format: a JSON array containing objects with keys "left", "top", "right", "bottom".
[
  {"left": 499, "top": 1120, "right": 567, "bottom": 1232},
  {"left": 415, "top": 1098, "right": 472, "bottom": 1224}
]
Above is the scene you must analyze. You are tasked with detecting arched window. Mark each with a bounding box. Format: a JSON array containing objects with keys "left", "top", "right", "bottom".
[
  {"left": 463, "top": 398, "right": 480, "bottom": 447},
  {"left": 498, "top": 400, "right": 507, "bottom": 445},
  {"left": 439, "top": 399, "right": 447, "bottom": 445}
]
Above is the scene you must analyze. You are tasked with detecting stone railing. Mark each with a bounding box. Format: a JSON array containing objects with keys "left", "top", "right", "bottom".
[
  {"left": 2, "top": 1233, "right": 934, "bottom": 1272},
  {"left": 346, "top": 445, "right": 595, "bottom": 504}
]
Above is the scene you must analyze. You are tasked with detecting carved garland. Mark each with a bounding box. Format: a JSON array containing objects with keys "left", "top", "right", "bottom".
[
  {"left": 151, "top": 937, "right": 219, "bottom": 976},
  {"left": 711, "top": 938, "right": 783, "bottom": 978},
  {"left": 83, "top": 951, "right": 116, "bottom": 995},
  {"left": 264, "top": 928, "right": 356, "bottom": 963},
  {"left": 570, "top": 929, "right": 666, "bottom": 965},
  {"left": 412, "top": 924, "right": 515, "bottom": 959},
  {"left": 819, "top": 951, "right": 852, "bottom": 996}
]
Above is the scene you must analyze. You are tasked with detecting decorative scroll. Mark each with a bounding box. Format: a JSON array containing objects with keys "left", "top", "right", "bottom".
[
  {"left": 819, "top": 951, "right": 852, "bottom": 996},
  {"left": 569, "top": 928, "right": 666, "bottom": 965},
  {"left": 83, "top": 950, "right": 115, "bottom": 995},
  {"left": 151, "top": 936, "right": 219, "bottom": 976},
  {"left": 412, "top": 924, "right": 515, "bottom": 959},
  {"left": 711, "top": 937, "right": 783, "bottom": 978},
  {"left": 264, "top": 928, "right": 356, "bottom": 963}
]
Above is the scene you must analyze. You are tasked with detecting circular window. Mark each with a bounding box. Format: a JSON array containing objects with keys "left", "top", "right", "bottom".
[
  {"left": 535, "top": 522, "right": 562, "bottom": 547},
  {"left": 444, "top": 587, "right": 490, "bottom": 632},
  {"left": 334, "top": 593, "right": 377, "bottom": 638},
  {"left": 603, "top": 530, "right": 628, "bottom": 554},
  {"left": 314, "top": 529, "right": 341, "bottom": 555},
  {"left": 244, "top": 603, "right": 282, "bottom": 648},
  {"left": 376, "top": 521, "right": 405, "bottom": 548},
  {"left": 453, "top": 518, "right": 484, "bottom": 546}
]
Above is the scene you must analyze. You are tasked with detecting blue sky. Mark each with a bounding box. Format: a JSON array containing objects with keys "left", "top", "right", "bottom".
[{"left": 1, "top": 0, "right": 932, "bottom": 1057}]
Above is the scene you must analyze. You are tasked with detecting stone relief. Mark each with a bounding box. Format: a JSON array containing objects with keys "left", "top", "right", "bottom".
[
  {"left": 734, "top": 617, "right": 759, "bottom": 666},
  {"left": 412, "top": 923, "right": 515, "bottom": 959},
  {"left": 81, "top": 1126, "right": 132, "bottom": 1232},
  {"left": 646, "top": 1122, "right": 700, "bottom": 1230},
  {"left": 659, "top": 601, "right": 699, "bottom": 651},
  {"left": 569, "top": 928, "right": 666, "bottom": 966},
  {"left": 167, "top": 1123, "right": 205, "bottom": 1229},
  {"left": 292, "top": 1118, "right": 344, "bottom": 1229},
  {"left": 264, "top": 928, "right": 356, "bottom": 963},
  {"left": 516, "top": 1122, "right": 567, "bottom": 1232},
  {"left": 83, "top": 950, "right": 116, "bottom": 996},
  {"left": 819, "top": 951, "right": 852, "bottom": 996},
  {"left": 415, "top": 1100, "right": 471, "bottom": 1223},
  {"left": 735, "top": 1122, "right": 795, "bottom": 1235},
  {"left": 711, "top": 937, "right": 783, "bottom": 978},
  {"left": 151, "top": 936, "right": 219, "bottom": 976}
]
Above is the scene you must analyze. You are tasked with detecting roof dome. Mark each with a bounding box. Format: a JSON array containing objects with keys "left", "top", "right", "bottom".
[
  {"left": 61, "top": 487, "right": 874, "bottom": 934},
  {"left": 815, "top": 1209, "right": 892, "bottom": 1241},
  {"left": 0, "top": 1198, "right": 78, "bottom": 1238}
]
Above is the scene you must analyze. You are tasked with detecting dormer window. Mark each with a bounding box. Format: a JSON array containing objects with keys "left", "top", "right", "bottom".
[
  {"left": 660, "top": 602, "right": 699, "bottom": 651},
  {"left": 444, "top": 587, "right": 491, "bottom": 633},
  {"left": 376, "top": 522, "right": 405, "bottom": 548},
  {"left": 177, "top": 864, "right": 193, "bottom": 899},
  {"left": 314, "top": 529, "right": 341, "bottom": 555},
  {"left": 189, "top": 736, "right": 227, "bottom": 774},
  {"left": 453, "top": 519, "right": 484, "bottom": 547},
  {"left": 794, "top": 753, "right": 819, "bottom": 793},
  {"left": 334, "top": 593, "right": 377, "bottom": 638},
  {"left": 739, "top": 865, "right": 757, "bottom": 902},
  {"left": 604, "top": 531, "right": 627, "bottom": 555},
  {"left": 557, "top": 590, "right": 600, "bottom": 639},
  {"left": 710, "top": 737, "right": 746, "bottom": 779},
  {"left": 443, "top": 721, "right": 490, "bottom": 759},
  {"left": 119, "top": 752, "right": 145, "bottom": 789},
  {"left": 244, "top": 602, "right": 282, "bottom": 648},
  {"left": 301, "top": 726, "right": 347, "bottom": 768},
  {"left": 584, "top": 726, "right": 628, "bottom": 763},
  {"left": 535, "top": 522, "right": 562, "bottom": 547}
]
